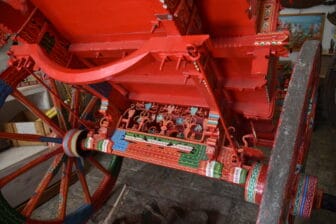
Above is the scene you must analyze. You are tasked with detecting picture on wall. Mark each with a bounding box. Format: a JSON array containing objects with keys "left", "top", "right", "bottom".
[{"left": 278, "top": 13, "right": 325, "bottom": 51}]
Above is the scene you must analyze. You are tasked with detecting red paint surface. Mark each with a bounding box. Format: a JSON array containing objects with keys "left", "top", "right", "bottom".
[
  {"left": 31, "top": 0, "right": 167, "bottom": 43},
  {"left": 0, "top": 0, "right": 320, "bottom": 222}
]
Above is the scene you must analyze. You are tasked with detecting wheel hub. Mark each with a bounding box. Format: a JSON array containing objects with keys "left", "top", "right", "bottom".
[{"left": 63, "top": 129, "right": 86, "bottom": 157}]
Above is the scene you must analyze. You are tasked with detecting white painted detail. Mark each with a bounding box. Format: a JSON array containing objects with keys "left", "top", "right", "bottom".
[
  {"left": 233, "top": 167, "right": 243, "bottom": 184},
  {"left": 205, "top": 161, "right": 216, "bottom": 178}
]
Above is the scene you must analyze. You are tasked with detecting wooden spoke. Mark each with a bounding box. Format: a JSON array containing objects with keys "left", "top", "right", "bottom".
[
  {"left": 29, "top": 72, "right": 91, "bottom": 130},
  {"left": 11, "top": 89, "right": 65, "bottom": 137},
  {"left": 48, "top": 79, "right": 68, "bottom": 131},
  {"left": 80, "top": 96, "right": 98, "bottom": 120},
  {"left": 82, "top": 85, "right": 108, "bottom": 101},
  {"left": 0, "top": 132, "right": 62, "bottom": 143},
  {"left": 74, "top": 159, "right": 92, "bottom": 204},
  {"left": 87, "top": 157, "right": 111, "bottom": 176},
  {"left": 21, "top": 154, "right": 65, "bottom": 217},
  {"left": 0, "top": 147, "right": 63, "bottom": 188},
  {"left": 58, "top": 158, "right": 73, "bottom": 219},
  {"left": 69, "top": 87, "right": 80, "bottom": 128}
]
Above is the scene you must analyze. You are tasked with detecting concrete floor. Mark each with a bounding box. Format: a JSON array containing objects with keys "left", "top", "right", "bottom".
[{"left": 88, "top": 158, "right": 258, "bottom": 224}]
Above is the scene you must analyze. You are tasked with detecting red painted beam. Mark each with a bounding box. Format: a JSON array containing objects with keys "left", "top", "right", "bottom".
[
  {"left": 11, "top": 43, "right": 152, "bottom": 84},
  {"left": 69, "top": 40, "right": 145, "bottom": 53},
  {"left": 11, "top": 35, "right": 209, "bottom": 84},
  {"left": 210, "top": 32, "right": 288, "bottom": 58}
]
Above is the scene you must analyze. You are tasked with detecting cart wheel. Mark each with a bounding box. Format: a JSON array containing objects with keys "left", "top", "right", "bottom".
[
  {"left": 295, "top": 60, "right": 320, "bottom": 173},
  {"left": 257, "top": 40, "right": 321, "bottom": 224},
  {"left": 0, "top": 68, "right": 122, "bottom": 224},
  {"left": 285, "top": 81, "right": 319, "bottom": 224}
]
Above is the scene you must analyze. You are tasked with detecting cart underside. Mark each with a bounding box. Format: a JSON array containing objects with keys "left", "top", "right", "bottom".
[{"left": 0, "top": 1, "right": 329, "bottom": 223}]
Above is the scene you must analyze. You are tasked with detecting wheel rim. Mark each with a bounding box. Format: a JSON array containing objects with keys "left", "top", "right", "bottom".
[
  {"left": 295, "top": 67, "right": 319, "bottom": 173},
  {"left": 0, "top": 66, "right": 122, "bottom": 224},
  {"left": 288, "top": 62, "right": 319, "bottom": 224}
]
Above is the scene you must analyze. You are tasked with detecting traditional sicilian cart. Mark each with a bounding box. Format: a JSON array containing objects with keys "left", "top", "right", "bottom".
[{"left": 0, "top": 0, "right": 334, "bottom": 223}]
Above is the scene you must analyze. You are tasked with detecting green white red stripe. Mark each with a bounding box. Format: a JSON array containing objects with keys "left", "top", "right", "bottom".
[
  {"left": 204, "top": 161, "right": 223, "bottom": 178},
  {"left": 232, "top": 167, "right": 247, "bottom": 184},
  {"left": 96, "top": 139, "right": 111, "bottom": 153},
  {"left": 245, "top": 163, "right": 262, "bottom": 203}
]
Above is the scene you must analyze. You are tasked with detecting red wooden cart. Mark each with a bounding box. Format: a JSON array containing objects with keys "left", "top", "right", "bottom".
[{"left": 0, "top": 0, "right": 332, "bottom": 223}]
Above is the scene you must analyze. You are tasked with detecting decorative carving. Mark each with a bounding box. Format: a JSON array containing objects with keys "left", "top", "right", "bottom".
[
  {"left": 118, "top": 101, "right": 213, "bottom": 142},
  {"left": 244, "top": 163, "right": 268, "bottom": 204},
  {"left": 18, "top": 10, "right": 71, "bottom": 66},
  {"left": 290, "top": 175, "right": 318, "bottom": 218}
]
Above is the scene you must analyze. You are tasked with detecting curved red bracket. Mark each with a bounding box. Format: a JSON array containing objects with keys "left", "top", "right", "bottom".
[{"left": 10, "top": 44, "right": 151, "bottom": 84}]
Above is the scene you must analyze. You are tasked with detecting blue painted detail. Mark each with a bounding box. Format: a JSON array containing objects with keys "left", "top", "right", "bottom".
[
  {"left": 209, "top": 113, "right": 220, "bottom": 119},
  {"left": 89, "top": 82, "right": 112, "bottom": 98},
  {"left": 64, "top": 204, "right": 93, "bottom": 224},
  {"left": 113, "top": 141, "right": 129, "bottom": 151},
  {"left": 111, "top": 129, "right": 128, "bottom": 152},
  {"left": 76, "top": 158, "right": 85, "bottom": 171},
  {"left": 145, "top": 103, "right": 152, "bottom": 110},
  {"left": 207, "top": 120, "right": 218, "bottom": 125},
  {"left": 111, "top": 129, "right": 125, "bottom": 141},
  {"left": 0, "top": 79, "right": 13, "bottom": 108},
  {"left": 295, "top": 164, "right": 302, "bottom": 174},
  {"left": 156, "top": 114, "right": 164, "bottom": 122},
  {"left": 176, "top": 117, "right": 184, "bottom": 125},
  {"left": 39, "top": 136, "right": 63, "bottom": 144},
  {"left": 190, "top": 107, "right": 198, "bottom": 115},
  {"left": 300, "top": 175, "right": 310, "bottom": 216}
]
